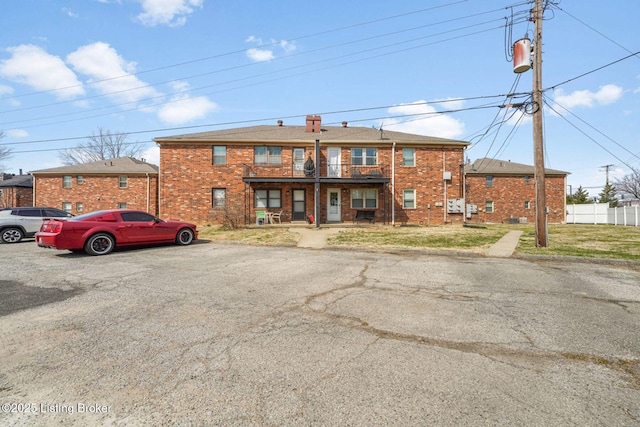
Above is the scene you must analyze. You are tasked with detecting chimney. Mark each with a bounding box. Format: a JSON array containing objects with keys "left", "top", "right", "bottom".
[
  {"left": 342, "top": 121, "right": 348, "bottom": 128},
  {"left": 277, "top": 120, "right": 283, "bottom": 126},
  {"left": 19, "top": 169, "right": 23, "bottom": 175},
  {"left": 305, "top": 115, "right": 321, "bottom": 133}
]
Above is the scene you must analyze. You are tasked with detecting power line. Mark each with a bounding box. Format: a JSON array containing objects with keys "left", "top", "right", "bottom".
[
  {"left": 6, "top": 102, "right": 506, "bottom": 154},
  {"left": 1, "top": 21, "right": 511, "bottom": 130},
  {"left": 1, "top": 0, "right": 496, "bottom": 103}
]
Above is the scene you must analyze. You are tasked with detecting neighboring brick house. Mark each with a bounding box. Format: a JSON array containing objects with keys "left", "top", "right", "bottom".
[
  {"left": 31, "top": 157, "right": 159, "bottom": 215},
  {"left": 155, "top": 116, "right": 469, "bottom": 226},
  {"left": 0, "top": 173, "right": 33, "bottom": 208},
  {"left": 464, "top": 158, "right": 569, "bottom": 224}
]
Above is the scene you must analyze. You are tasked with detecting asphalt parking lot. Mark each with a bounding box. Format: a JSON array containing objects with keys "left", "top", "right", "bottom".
[{"left": 1, "top": 239, "right": 639, "bottom": 426}]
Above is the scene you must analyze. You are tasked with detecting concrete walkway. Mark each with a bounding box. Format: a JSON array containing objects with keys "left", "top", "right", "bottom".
[
  {"left": 484, "top": 230, "right": 523, "bottom": 258},
  {"left": 289, "top": 227, "right": 346, "bottom": 249},
  {"left": 291, "top": 227, "right": 523, "bottom": 258}
]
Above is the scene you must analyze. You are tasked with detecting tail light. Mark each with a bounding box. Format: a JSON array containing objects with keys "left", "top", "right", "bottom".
[{"left": 41, "top": 220, "right": 63, "bottom": 233}]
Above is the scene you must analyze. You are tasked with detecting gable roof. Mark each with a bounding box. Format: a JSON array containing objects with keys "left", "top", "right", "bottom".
[
  {"left": 30, "top": 157, "right": 159, "bottom": 175},
  {"left": 465, "top": 158, "right": 569, "bottom": 176},
  {"left": 0, "top": 174, "right": 33, "bottom": 188},
  {"left": 155, "top": 124, "right": 469, "bottom": 146}
]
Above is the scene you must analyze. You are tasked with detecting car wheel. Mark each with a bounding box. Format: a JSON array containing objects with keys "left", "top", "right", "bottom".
[
  {"left": 176, "top": 228, "right": 194, "bottom": 246},
  {"left": 1, "top": 227, "right": 24, "bottom": 243},
  {"left": 84, "top": 233, "right": 115, "bottom": 256}
]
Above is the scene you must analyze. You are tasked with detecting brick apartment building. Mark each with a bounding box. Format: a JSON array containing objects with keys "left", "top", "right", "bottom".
[
  {"left": 31, "top": 157, "right": 159, "bottom": 215},
  {"left": 155, "top": 116, "right": 470, "bottom": 226},
  {"left": 464, "top": 158, "right": 568, "bottom": 224},
  {"left": 0, "top": 173, "right": 33, "bottom": 208}
]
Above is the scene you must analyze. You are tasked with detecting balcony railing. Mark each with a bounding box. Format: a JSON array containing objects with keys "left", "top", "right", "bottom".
[{"left": 243, "top": 162, "right": 388, "bottom": 179}]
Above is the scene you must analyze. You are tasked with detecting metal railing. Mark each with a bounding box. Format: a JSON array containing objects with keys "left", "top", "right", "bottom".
[{"left": 243, "top": 162, "right": 388, "bottom": 179}]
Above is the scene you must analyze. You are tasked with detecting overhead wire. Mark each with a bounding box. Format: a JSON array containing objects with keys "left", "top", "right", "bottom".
[
  {"left": 0, "top": 20, "right": 513, "bottom": 130},
  {"left": 543, "top": 97, "right": 635, "bottom": 171},
  {"left": 3, "top": 95, "right": 512, "bottom": 148}
]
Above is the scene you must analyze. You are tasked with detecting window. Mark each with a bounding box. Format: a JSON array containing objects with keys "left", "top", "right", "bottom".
[
  {"left": 486, "top": 176, "right": 493, "bottom": 188},
  {"left": 63, "top": 176, "right": 72, "bottom": 188},
  {"left": 402, "top": 148, "right": 415, "bottom": 166},
  {"left": 212, "top": 146, "right": 227, "bottom": 165},
  {"left": 77, "top": 176, "right": 84, "bottom": 184},
  {"left": 62, "top": 202, "right": 72, "bottom": 213},
  {"left": 403, "top": 189, "right": 416, "bottom": 209},
  {"left": 254, "top": 146, "right": 282, "bottom": 165},
  {"left": 485, "top": 200, "right": 494, "bottom": 213},
  {"left": 524, "top": 175, "right": 531, "bottom": 184},
  {"left": 351, "top": 148, "right": 377, "bottom": 166},
  {"left": 212, "top": 188, "right": 226, "bottom": 208},
  {"left": 255, "top": 189, "right": 281, "bottom": 208},
  {"left": 121, "top": 211, "right": 155, "bottom": 222},
  {"left": 0, "top": 189, "right": 3, "bottom": 197},
  {"left": 76, "top": 202, "right": 83, "bottom": 213},
  {"left": 119, "top": 176, "right": 128, "bottom": 189},
  {"left": 118, "top": 202, "right": 127, "bottom": 209},
  {"left": 351, "top": 189, "right": 378, "bottom": 209},
  {"left": 524, "top": 201, "right": 531, "bottom": 209}
]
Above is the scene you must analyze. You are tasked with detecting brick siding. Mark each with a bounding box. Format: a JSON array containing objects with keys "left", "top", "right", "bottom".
[{"left": 34, "top": 174, "right": 158, "bottom": 215}]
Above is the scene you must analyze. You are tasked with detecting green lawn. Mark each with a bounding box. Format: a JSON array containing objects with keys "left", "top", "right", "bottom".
[{"left": 197, "top": 223, "right": 640, "bottom": 262}]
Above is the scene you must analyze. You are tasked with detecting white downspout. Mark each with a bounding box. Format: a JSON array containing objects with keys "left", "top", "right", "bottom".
[
  {"left": 146, "top": 172, "right": 150, "bottom": 213},
  {"left": 391, "top": 141, "right": 396, "bottom": 226},
  {"left": 443, "top": 152, "right": 446, "bottom": 224}
]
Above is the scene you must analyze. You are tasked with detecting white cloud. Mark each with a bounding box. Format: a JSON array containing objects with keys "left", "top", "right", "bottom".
[
  {"left": 66, "top": 42, "right": 160, "bottom": 105},
  {"left": 245, "top": 36, "right": 296, "bottom": 62},
  {"left": 381, "top": 100, "right": 465, "bottom": 139},
  {"left": 0, "top": 44, "right": 84, "bottom": 100},
  {"left": 63, "top": 7, "right": 79, "bottom": 18},
  {"left": 136, "top": 0, "right": 204, "bottom": 27},
  {"left": 157, "top": 82, "right": 218, "bottom": 124},
  {"left": 0, "top": 84, "right": 13, "bottom": 96},
  {"left": 246, "top": 48, "right": 275, "bottom": 62},
  {"left": 140, "top": 146, "right": 160, "bottom": 165},
  {"left": 552, "top": 84, "right": 623, "bottom": 109},
  {"left": 6, "top": 129, "right": 29, "bottom": 138}
]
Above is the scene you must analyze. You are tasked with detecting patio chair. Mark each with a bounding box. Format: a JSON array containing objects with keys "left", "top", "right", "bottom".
[{"left": 270, "top": 210, "right": 282, "bottom": 223}]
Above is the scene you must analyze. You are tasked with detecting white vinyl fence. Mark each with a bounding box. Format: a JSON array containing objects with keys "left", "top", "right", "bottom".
[{"left": 566, "top": 203, "right": 640, "bottom": 226}]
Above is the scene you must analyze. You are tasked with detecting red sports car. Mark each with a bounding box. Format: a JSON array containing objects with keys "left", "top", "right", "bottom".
[{"left": 36, "top": 210, "right": 198, "bottom": 256}]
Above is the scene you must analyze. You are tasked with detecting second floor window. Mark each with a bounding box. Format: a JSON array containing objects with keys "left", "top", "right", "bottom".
[
  {"left": 486, "top": 176, "right": 493, "bottom": 188},
  {"left": 119, "top": 176, "right": 128, "bottom": 189},
  {"left": 63, "top": 176, "right": 72, "bottom": 188},
  {"left": 351, "top": 148, "right": 377, "bottom": 166},
  {"left": 213, "top": 146, "right": 226, "bottom": 165},
  {"left": 402, "top": 148, "right": 415, "bottom": 166},
  {"left": 255, "top": 146, "right": 282, "bottom": 165}
]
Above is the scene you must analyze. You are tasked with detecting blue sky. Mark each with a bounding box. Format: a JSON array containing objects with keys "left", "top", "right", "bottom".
[{"left": 1, "top": 0, "right": 639, "bottom": 199}]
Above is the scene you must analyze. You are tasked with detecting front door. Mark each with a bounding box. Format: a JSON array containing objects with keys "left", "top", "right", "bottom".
[
  {"left": 327, "top": 148, "right": 341, "bottom": 177},
  {"left": 327, "top": 188, "right": 341, "bottom": 222},
  {"left": 292, "top": 189, "right": 306, "bottom": 221}
]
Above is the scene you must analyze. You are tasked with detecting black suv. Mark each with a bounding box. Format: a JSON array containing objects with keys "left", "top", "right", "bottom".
[{"left": 0, "top": 207, "right": 73, "bottom": 243}]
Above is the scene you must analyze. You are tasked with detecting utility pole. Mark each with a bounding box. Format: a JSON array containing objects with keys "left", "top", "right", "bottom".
[
  {"left": 532, "top": 0, "right": 547, "bottom": 248},
  {"left": 601, "top": 164, "right": 614, "bottom": 185}
]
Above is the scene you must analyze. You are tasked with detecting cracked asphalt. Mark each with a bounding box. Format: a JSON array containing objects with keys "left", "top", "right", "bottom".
[{"left": 0, "top": 240, "right": 639, "bottom": 426}]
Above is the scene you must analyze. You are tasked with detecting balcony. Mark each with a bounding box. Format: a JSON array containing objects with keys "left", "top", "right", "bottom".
[{"left": 242, "top": 162, "right": 389, "bottom": 183}]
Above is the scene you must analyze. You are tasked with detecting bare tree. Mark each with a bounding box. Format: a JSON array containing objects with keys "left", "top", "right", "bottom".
[
  {"left": 614, "top": 168, "right": 640, "bottom": 200},
  {"left": 0, "top": 130, "right": 12, "bottom": 173},
  {"left": 59, "top": 127, "right": 144, "bottom": 165}
]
